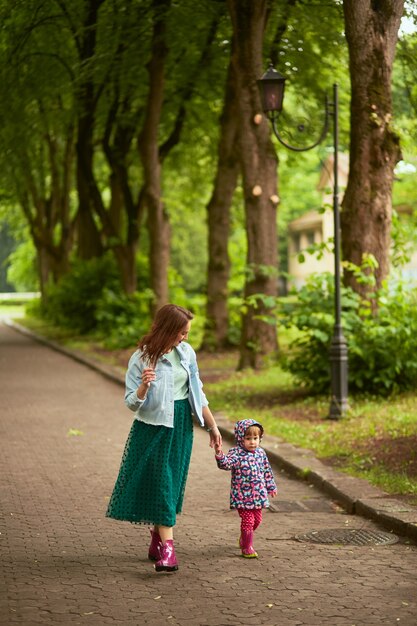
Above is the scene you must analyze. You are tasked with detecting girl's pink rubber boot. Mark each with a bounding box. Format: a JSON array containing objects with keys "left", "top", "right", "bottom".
[
  {"left": 240, "top": 530, "right": 258, "bottom": 558},
  {"left": 154, "top": 540, "right": 178, "bottom": 572},
  {"left": 148, "top": 529, "right": 162, "bottom": 561}
]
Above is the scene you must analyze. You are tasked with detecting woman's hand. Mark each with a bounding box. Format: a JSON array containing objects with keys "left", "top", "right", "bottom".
[
  {"left": 202, "top": 407, "right": 221, "bottom": 449},
  {"left": 137, "top": 367, "right": 156, "bottom": 399},
  {"left": 142, "top": 368, "right": 156, "bottom": 386},
  {"left": 209, "top": 426, "right": 222, "bottom": 450}
]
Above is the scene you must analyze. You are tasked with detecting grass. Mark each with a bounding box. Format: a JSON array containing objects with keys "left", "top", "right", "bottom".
[
  {"left": 0, "top": 303, "right": 27, "bottom": 318},
  {"left": 14, "top": 315, "right": 82, "bottom": 343},
  {"left": 7, "top": 312, "right": 417, "bottom": 498},
  {"left": 198, "top": 352, "right": 417, "bottom": 498}
]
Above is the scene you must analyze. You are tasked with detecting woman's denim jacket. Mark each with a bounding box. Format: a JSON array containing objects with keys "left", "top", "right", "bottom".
[{"left": 124, "top": 342, "right": 209, "bottom": 428}]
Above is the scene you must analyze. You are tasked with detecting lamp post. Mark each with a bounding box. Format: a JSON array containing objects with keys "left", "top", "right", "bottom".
[{"left": 258, "top": 65, "right": 348, "bottom": 419}]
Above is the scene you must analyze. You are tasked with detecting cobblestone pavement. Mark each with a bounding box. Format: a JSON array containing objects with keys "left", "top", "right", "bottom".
[{"left": 1, "top": 322, "right": 416, "bottom": 626}]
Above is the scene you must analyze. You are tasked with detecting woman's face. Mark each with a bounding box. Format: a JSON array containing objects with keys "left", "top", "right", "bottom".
[{"left": 171, "top": 321, "right": 191, "bottom": 349}]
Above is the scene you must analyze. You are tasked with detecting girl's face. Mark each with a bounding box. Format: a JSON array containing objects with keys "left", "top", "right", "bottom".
[
  {"left": 171, "top": 321, "right": 191, "bottom": 349},
  {"left": 243, "top": 428, "right": 261, "bottom": 452}
]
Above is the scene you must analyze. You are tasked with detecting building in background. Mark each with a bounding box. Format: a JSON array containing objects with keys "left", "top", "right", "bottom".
[{"left": 287, "top": 154, "right": 417, "bottom": 289}]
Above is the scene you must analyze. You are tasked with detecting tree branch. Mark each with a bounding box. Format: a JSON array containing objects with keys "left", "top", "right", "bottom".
[{"left": 159, "top": 12, "right": 222, "bottom": 161}]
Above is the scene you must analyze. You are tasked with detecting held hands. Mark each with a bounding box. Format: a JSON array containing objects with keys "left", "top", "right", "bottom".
[
  {"left": 209, "top": 427, "right": 222, "bottom": 451},
  {"left": 214, "top": 440, "right": 223, "bottom": 456}
]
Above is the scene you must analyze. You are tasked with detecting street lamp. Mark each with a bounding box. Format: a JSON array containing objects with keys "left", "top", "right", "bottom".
[{"left": 258, "top": 64, "right": 348, "bottom": 419}]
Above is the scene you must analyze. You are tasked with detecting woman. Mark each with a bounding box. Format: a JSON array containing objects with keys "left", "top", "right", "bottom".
[{"left": 106, "top": 304, "right": 221, "bottom": 572}]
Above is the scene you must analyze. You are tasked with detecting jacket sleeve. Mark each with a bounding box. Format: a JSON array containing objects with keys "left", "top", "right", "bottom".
[
  {"left": 189, "top": 345, "right": 209, "bottom": 408},
  {"left": 262, "top": 451, "right": 278, "bottom": 494},
  {"left": 215, "top": 448, "right": 240, "bottom": 471}
]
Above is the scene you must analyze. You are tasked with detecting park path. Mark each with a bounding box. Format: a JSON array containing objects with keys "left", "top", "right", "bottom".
[{"left": 0, "top": 321, "right": 416, "bottom": 626}]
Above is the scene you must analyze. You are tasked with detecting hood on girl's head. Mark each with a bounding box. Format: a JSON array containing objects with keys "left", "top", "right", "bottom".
[{"left": 234, "top": 419, "right": 264, "bottom": 448}]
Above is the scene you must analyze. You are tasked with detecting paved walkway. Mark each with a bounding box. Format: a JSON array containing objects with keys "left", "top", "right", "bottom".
[{"left": 1, "top": 322, "right": 416, "bottom": 626}]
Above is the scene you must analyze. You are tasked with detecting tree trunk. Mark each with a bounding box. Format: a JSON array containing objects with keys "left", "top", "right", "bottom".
[
  {"left": 113, "top": 243, "right": 137, "bottom": 294},
  {"left": 36, "top": 246, "right": 51, "bottom": 299},
  {"left": 228, "top": 0, "right": 279, "bottom": 369},
  {"left": 102, "top": 89, "right": 145, "bottom": 295},
  {"left": 139, "top": 0, "right": 171, "bottom": 312},
  {"left": 76, "top": 120, "right": 104, "bottom": 259},
  {"left": 341, "top": 0, "right": 404, "bottom": 296},
  {"left": 202, "top": 49, "right": 240, "bottom": 351},
  {"left": 108, "top": 172, "right": 138, "bottom": 294},
  {"left": 103, "top": 135, "right": 142, "bottom": 295},
  {"left": 19, "top": 126, "right": 76, "bottom": 299},
  {"left": 75, "top": 0, "right": 104, "bottom": 260}
]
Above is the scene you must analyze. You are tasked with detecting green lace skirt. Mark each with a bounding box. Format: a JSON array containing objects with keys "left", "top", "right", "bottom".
[{"left": 106, "top": 399, "right": 194, "bottom": 527}]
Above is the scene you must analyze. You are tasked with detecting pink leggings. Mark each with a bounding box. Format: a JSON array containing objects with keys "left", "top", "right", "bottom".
[{"left": 238, "top": 508, "right": 262, "bottom": 532}]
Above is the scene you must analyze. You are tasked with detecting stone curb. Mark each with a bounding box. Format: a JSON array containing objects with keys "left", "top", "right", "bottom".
[{"left": 5, "top": 318, "right": 417, "bottom": 543}]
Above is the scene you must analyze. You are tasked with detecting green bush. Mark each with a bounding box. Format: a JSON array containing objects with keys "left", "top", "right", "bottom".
[
  {"left": 95, "top": 288, "right": 154, "bottom": 349},
  {"left": 95, "top": 280, "right": 208, "bottom": 351},
  {"left": 41, "top": 255, "right": 121, "bottom": 333},
  {"left": 32, "top": 255, "right": 208, "bottom": 349},
  {"left": 6, "top": 238, "right": 39, "bottom": 292},
  {"left": 279, "top": 272, "right": 417, "bottom": 395}
]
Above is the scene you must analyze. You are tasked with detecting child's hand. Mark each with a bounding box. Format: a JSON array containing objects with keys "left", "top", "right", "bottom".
[
  {"left": 214, "top": 442, "right": 223, "bottom": 456},
  {"left": 270, "top": 490, "right": 277, "bottom": 498}
]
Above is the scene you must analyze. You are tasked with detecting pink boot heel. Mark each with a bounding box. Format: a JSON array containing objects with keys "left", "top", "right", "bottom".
[
  {"left": 240, "top": 530, "right": 258, "bottom": 558},
  {"left": 154, "top": 540, "right": 178, "bottom": 572},
  {"left": 148, "top": 529, "right": 162, "bottom": 561}
]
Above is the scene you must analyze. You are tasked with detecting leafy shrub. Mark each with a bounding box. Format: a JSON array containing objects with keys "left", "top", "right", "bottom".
[
  {"left": 95, "top": 288, "right": 154, "bottom": 349},
  {"left": 6, "top": 238, "right": 39, "bottom": 291},
  {"left": 165, "top": 267, "right": 207, "bottom": 349},
  {"left": 41, "top": 255, "right": 121, "bottom": 333},
  {"left": 227, "top": 295, "right": 244, "bottom": 346},
  {"left": 34, "top": 255, "right": 208, "bottom": 349},
  {"left": 279, "top": 272, "right": 417, "bottom": 395}
]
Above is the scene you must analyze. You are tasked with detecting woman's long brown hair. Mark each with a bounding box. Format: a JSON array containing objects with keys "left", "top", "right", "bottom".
[{"left": 138, "top": 304, "right": 194, "bottom": 366}]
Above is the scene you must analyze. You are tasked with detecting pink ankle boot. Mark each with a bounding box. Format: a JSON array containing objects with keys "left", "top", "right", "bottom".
[
  {"left": 154, "top": 540, "right": 178, "bottom": 572},
  {"left": 148, "top": 529, "right": 162, "bottom": 561},
  {"left": 240, "top": 530, "right": 258, "bottom": 558}
]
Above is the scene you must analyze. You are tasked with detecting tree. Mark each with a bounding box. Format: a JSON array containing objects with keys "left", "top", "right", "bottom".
[
  {"left": 139, "top": 0, "right": 224, "bottom": 310},
  {"left": 66, "top": 0, "right": 105, "bottom": 261},
  {"left": 138, "top": 0, "right": 171, "bottom": 310},
  {"left": 202, "top": 41, "right": 239, "bottom": 350},
  {"left": 0, "top": 0, "right": 77, "bottom": 296},
  {"left": 202, "top": 0, "right": 301, "bottom": 352},
  {"left": 341, "top": 0, "right": 405, "bottom": 296},
  {"left": 228, "top": 0, "right": 279, "bottom": 368}
]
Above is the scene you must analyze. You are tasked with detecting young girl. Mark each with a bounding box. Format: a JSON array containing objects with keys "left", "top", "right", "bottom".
[
  {"left": 106, "top": 304, "right": 221, "bottom": 573},
  {"left": 214, "top": 418, "right": 277, "bottom": 558}
]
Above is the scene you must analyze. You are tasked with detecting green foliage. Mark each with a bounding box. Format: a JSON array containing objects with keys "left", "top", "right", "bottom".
[
  {"left": 227, "top": 295, "right": 244, "bottom": 346},
  {"left": 95, "top": 288, "right": 154, "bottom": 349},
  {"left": 278, "top": 273, "right": 340, "bottom": 391},
  {"left": 348, "top": 280, "right": 417, "bottom": 393},
  {"left": 391, "top": 166, "right": 417, "bottom": 271},
  {"left": 6, "top": 238, "right": 39, "bottom": 292},
  {"left": 1, "top": 0, "right": 415, "bottom": 350},
  {"left": 279, "top": 269, "right": 417, "bottom": 395},
  {"left": 393, "top": 28, "right": 417, "bottom": 155},
  {"left": 95, "top": 280, "right": 207, "bottom": 350},
  {"left": 38, "top": 255, "right": 122, "bottom": 334},
  {"left": 23, "top": 249, "right": 211, "bottom": 349},
  {"left": 0, "top": 223, "right": 15, "bottom": 291}
]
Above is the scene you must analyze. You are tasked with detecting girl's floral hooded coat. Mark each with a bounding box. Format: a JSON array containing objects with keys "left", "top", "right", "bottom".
[{"left": 216, "top": 419, "right": 277, "bottom": 510}]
